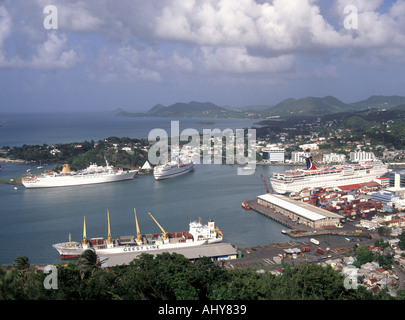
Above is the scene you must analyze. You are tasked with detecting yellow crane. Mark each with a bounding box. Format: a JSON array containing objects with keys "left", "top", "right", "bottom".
[
  {"left": 147, "top": 212, "right": 168, "bottom": 240},
  {"left": 134, "top": 208, "right": 143, "bottom": 244},
  {"left": 107, "top": 210, "right": 112, "bottom": 244},
  {"left": 81, "top": 216, "right": 87, "bottom": 245}
]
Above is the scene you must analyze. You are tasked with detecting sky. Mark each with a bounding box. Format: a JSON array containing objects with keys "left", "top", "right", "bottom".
[{"left": 0, "top": 0, "right": 404, "bottom": 113}]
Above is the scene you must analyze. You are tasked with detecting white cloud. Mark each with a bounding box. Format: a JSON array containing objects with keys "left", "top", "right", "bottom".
[
  {"left": 199, "top": 46, "right": 295, "bottom": 73},
  {"left": 29, "top": 33, "right": 82, "bottom": 69},
  {"left": 0, "top": 5, "right": 82, "bottom": 69},
  {"left": 1, "top": 0, "right": 405, "bottom": 80}
]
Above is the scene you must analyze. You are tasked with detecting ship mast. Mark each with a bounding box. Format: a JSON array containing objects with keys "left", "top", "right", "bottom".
[
  {"left": 147, "top": 212, "right": 168, "bottom": 240},
  {"left": 134, "top": 208, "right": 142, "bottom": 243}
]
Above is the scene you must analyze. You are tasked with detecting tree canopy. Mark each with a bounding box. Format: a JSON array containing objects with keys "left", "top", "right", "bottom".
[{"left": 0, "top": 251, "right": 400, "bottom": 300}]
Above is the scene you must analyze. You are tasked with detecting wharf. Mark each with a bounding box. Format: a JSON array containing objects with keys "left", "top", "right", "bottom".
[
  {"left": 245, "top": 198, "right": 371, "bottom": 239},
  {"left": 244, "top": 199, "right": 310, "bottom": 231}
]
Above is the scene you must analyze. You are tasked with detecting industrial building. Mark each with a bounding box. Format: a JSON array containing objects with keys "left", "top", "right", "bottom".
[{"left": 257, "top": 193, "right": 342, "bottom": 229}]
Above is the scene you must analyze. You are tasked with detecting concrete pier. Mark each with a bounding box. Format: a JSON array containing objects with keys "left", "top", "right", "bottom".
[{"left": 245, "top": 197, "right": 371, "bottom": 239}]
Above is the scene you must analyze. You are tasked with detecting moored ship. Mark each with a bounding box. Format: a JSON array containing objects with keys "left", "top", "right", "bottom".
[
  {"left": 153, "top": 158, "right": 194, "bottom": 180},
  {"left": 53, "top": 209, "right": 223, "bottom": 259},
  {"left": 21, "top": 161, "right": 137, "bottom": 188},
  {"left": 270, "top": 156, "right": 388, "bottom": 194}
]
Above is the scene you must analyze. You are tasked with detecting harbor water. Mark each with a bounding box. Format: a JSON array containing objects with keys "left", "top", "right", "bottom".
[{"left": 0, "top": 113, "right": 291, "bottom": 265}]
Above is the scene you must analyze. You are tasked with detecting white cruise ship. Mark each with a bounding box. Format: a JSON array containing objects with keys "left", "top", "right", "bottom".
[
  {"left": 21, "top": 161, "right": 137, "bottom": 188},
  {"left": 270, "top": 156, "right": 388, "bottom": 194},
  {"left": 153, "top": 158, "right": 194, "bottom": 180},
  {"left": 53, "top": 210, "right": 223, "bottom": 259}
]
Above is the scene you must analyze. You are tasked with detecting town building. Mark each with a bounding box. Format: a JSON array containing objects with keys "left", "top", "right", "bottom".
[
  {"left": 323, "top": 153, "right": 346, "bottom": 163},
  {"left": 262, "top": 146, "right": 285, "bottom": 163},
  {"left": 299, "top": 143, "right": 319, "bottom": 151},
  {"left": 291, "top": 151, "right": 311, "bottom": 163},
  {"left": 350, "top": 151, "right": 375, "bottom": 162}
]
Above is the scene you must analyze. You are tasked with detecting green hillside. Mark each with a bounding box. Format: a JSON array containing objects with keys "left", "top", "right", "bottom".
[{"left": 262, "top": 96, "right": 352, "bottom": 117}]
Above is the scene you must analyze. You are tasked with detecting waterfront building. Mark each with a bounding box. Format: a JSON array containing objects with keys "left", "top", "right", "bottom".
[
  {"left": 387, "top": 171, "right": 405, "bottom": 188},
  {"left": 262, "top": 146, "right": 285, "bottom": 163},
  {"left": 257, "top": 193, "right": 341, "bottom": 229},
  {"left": 291, "top": 151, "right": 311, "bottom": 163}
]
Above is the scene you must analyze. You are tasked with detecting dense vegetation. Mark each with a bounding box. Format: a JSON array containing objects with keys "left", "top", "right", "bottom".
[
  {"left": 4, "top": 137, "right": 149, "bottom": 171},
  {"left": 1, "top": 250, "right": 403, "bottom": 300}
]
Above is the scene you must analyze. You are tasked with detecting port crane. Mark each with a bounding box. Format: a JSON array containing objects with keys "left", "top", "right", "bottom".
[
  {"left": 107, "top": 210, "right": 113, "bottom": 245},
  {"left": 134, "top": 208, "right": 143, "bottom": 245},
  {"left": 261, "top": 173, "right": 270, "bottom": 193},
  {"left": 147, "top": 212, "right": 168, "bottom": 240}
]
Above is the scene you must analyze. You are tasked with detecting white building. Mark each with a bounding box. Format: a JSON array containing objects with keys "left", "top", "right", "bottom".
[
  {"left": 350, "top": 151, "right": 375, "bottom": 162},
  {"left": 291, "top": 151, "right": 311, "bottom": 163},
  {"left": 262, "top": 146, "right": 285, "bottom": 163},
  {"left": 299, "top": 143, "right": 319, "bottom": 151},
  {"left": 323, "top": 153, "right": 346, "bottom": 163}
]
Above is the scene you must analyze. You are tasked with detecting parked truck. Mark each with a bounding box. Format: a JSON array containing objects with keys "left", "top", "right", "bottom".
[{"left": 316, "top": 248, "right": 327, "bottom": 255}]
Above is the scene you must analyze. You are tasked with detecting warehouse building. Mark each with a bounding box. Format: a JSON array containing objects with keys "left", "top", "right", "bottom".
[{"left": 257, "top": 193, "right": 342, "bottom": 229}]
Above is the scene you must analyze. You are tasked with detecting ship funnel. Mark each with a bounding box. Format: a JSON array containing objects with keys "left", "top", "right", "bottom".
[
  {"left": 301, "top": 156, "right": 317, "bottom": 171},
  {"left": 61, "top": 164, "right": 71, "bottom": 173}
]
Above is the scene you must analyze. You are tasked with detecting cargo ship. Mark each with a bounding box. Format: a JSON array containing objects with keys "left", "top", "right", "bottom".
[
  {"left": 53, "top": 210, "right": 223, "bottom": 259},
  {"left": 21, "top": 161, "right": 137, "bottom": 188},
  {"left": 270, "top": 156, "right": 388, "bottom": 194},
  {"left": 153, "top": 158, "right": 194, "bottom": 180}
]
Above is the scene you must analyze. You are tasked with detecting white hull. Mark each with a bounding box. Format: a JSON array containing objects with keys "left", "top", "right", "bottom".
[
  {"left": 53, "top": 218, "right": 223, "bottom": 258},
  {"left": 153, "top": 162, "right": 194, "bottom": 180},
  {"left": 53, "top": 238, "right": 210, "bottom": 257},
  {"left": 22, "top": 165, "right": 137, "bottom": 188},
  {"left": 270, "top": 161, "right": 388, "bottom": 194}
]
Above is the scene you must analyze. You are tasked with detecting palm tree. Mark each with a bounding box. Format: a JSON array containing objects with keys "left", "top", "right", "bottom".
[
  {"left": 77, "top": 249, "right": 108, "bottom": 278},
  {"left": 12, "top": 256, "right": 30, "bottom": 270},
  {"left": 78, "top": 249, "right": 99, "bottom": 268}
]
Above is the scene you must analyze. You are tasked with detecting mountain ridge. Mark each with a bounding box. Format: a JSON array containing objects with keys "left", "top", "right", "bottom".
[{"left": 113, "top": 95, "right": 405, "bottom": 119}]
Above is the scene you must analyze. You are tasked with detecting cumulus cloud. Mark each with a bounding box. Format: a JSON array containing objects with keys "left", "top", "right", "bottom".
[
  {"left": 89, "top": 45, "right": 194, "bottom": 83},
  {"left": 1, "top": 0, "right": 405, "bottom": 80},
  {"left": 0, "top": 5, "right": 82, "bottom": 69},
  {"left": 199, "top": 46, "right": 295, "bottom": 73}
]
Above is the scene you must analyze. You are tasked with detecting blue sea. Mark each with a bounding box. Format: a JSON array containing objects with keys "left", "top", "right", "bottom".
[{"left": 0, "top": 113, "right": 291, "bottom": 266}]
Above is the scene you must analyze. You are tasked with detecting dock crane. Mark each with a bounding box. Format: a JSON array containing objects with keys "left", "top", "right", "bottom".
[
  {"left": 134, "top": 208, "right": 143, "bottom": 245},
  {"left": 147, "top": 212, "right": 168, "bottom": 241},
  {"left": 261, "top": 173, "right": 270, "bottom": 194},
  {"left": 107, "top": 210, "right": 113, "bottom": 245},
  {"left": 81, "top": 216, "right": 89, "bottom": 249}
]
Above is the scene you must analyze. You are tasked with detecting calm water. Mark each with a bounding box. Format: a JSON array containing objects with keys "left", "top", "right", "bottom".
[
  {"left": 0, "top": 112, "right": 258, "bottom": 147},
  {"left": 0, "top": 113, "right": 291, "bottom": 265}
]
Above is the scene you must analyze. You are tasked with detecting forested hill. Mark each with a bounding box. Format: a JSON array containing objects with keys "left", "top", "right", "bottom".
[{"left": 114, "top": 95, "right": 405, "bottom": 119}]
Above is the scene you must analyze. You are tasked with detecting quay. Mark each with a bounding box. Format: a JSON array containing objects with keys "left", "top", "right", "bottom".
[{"left": 244, "top": 195, "right": 371, "bottom": 239}]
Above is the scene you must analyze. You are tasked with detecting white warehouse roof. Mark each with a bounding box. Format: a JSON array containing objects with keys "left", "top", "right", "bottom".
[{"left": 258, "top": 193, "right": 328, "bottom": 221}]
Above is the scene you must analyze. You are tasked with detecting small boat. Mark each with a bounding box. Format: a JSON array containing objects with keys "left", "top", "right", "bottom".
[{"left": 241, "top": 201, "right": 251, "bottom": 210}]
